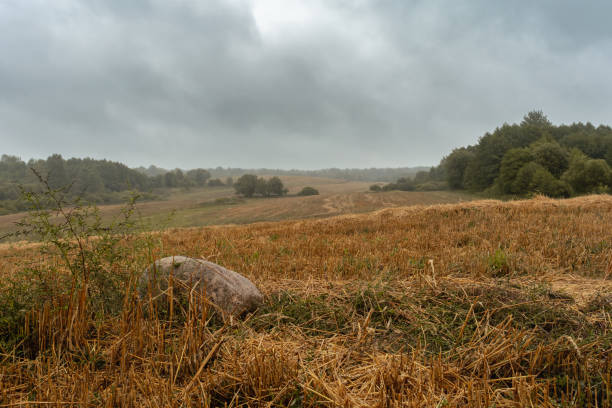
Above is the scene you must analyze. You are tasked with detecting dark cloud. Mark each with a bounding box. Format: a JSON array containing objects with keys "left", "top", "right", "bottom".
[{"left": 1, "top": 0, "right": 611, "bottom": 169}]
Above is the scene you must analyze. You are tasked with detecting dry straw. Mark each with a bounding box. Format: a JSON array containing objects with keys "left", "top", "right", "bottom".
[{"left": 0, "top": 195, "right": 611, "bottom": 406}]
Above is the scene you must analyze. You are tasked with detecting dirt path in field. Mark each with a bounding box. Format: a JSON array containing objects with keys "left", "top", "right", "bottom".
[
  {"left": 320, "top": 191, "right": 475, "bottom": 216},
  {"left": 320, "top": 196, "right": 336, "bottom": 214},
  {"left": 322, "top": 194, "right": 350, "bottom": 214}
]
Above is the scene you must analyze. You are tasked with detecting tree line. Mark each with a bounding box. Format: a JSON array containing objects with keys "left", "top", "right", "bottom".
[
  {"left": 141, "top": 165, "right": 430, "bottom": 182},
  {"left": 232, "top": 175, "right": 287, "bottom": 197},
  {"left": 0, "top": 155, "right": 223, "bottom": 214},
  {"left": 378, "top": 111, "right": 612, "bottom": 197},
  {"left": 232, "top": 174, "right": 320, "bottom": 198},
  {"left": 0, "top": 155, "right": 306, "bottom": 215}
]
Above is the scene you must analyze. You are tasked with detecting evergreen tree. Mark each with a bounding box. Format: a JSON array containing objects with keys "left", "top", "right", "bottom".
[
  {"left": 46, "top": 154, "right": 68, "bottom": 189},
  {"left": 521, "top": 110, "right": 552, "bottom": 128}
]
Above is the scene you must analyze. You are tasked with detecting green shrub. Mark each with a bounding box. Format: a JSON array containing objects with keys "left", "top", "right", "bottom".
[
  {"left": 0, "top": 170, "right": 157, "bottom": 353},
  {"left": 414, "top": 181, "right": 448, "bottom": 191},
  {"left": 297, "top": 186, "right": 319, "bottom": 196},
  {"left": 208, "top": 178, "right": 225, "bottom": 187},
  {"left": 382, "top": 177, "right": 416, "bottom": 191},
  {"left": 562, "top": 150, "right": 611, "bottom": 194},
  {"left": 532, "top": 141, "right": 569, "bottom": 178},
  {"left": 512, "top": 162, "right": 571, "bottom": 197},
  {"left": 498, "top": 148, "right": 534, "bottom": 194},
  {"left": 487, "top": 248, "right": 510, "bottom": 276}
]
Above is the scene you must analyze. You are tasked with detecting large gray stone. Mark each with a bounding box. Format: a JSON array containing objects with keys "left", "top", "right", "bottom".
[{"left": 140, "top": 256, "right": 263, "bottom": 315}]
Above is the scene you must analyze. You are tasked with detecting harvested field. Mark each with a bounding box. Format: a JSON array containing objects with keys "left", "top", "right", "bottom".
[
  {"left": 0, "top": 195, "right": 611, "bottom": 407},
  {"left": 0, "top": 178, "right": 474, "bottom": 238}
]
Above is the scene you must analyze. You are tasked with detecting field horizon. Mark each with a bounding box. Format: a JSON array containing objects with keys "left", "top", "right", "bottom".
[{"left": 0, "top": 175, "right": 476, "bottom": 239}]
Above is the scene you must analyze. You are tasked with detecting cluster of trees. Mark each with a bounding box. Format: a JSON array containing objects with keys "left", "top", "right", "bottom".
[
  {"left": 232, "top": 175, "right": 320, "bottom": 198},
  {"left": 0, "top": 154, "right": 157, "bottom": 213},
  {"left": 0, "top": 154, "right": 223, "bottom": 195},
  {"left": 0, "top": 155, "right": 232, "bottom": 214},
  {"left": 0, "top": 154, "right": 151, "bottom": 193},
  {"left": 233, "top": 175, "right": 287, "bottom": 197},
  {"left": 372, "top": 111, "right": 612, "bottom": 197},
  {"left": 134, "top": 165, "right": 167, "bottom": 177},
  {"left": 148, "top": 168, "right": 212, "bottom": 189},
  {"left": 440, "top": 111, "right": 612, "bottom": 197},
  {"left": 135, "top": 166, "right": 234, "bottom": 189}
]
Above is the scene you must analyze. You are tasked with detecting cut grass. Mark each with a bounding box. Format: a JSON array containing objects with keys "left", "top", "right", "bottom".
[
  {"left": 0, "top": 195, "right": 611, "bottom": 407},
  {"left": 249, "top": 279, "right": 599, "bottom": 353},
  {"left": 0, "top": 180, "right": 476, "bottom": 238}
]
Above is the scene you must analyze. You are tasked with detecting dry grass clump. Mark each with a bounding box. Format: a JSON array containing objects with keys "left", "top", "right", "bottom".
[{"left": 0, "top": 195, "right": 611, "bottom": 407}]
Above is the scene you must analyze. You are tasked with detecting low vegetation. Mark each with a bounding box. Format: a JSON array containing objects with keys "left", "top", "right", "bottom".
[
  {"left": 297, "top": 186, "right": 319, "bottom": 196},
  {"left": 377, "top": 177, "right": 447, "bottom": 193},
  {"left": 0, "top": 189, "right": 610, "bottom": 406}
]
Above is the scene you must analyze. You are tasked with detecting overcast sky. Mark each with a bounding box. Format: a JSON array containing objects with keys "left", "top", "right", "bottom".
[{"left": 1, "top": 1, "right": 611, "bottom": 169}]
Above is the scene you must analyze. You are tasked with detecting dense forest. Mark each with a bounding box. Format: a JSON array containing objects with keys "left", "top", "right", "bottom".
[
  {"left": 0, "top": 155, "right": 213, "bottom": 214},
  {"left": 380, "top": 111, "right": 612, "bottom": 197}
]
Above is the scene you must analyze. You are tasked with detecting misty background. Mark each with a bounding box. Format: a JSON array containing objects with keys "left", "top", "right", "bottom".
[{"left": 1, "top": 0, "right": 611, "bottom": 170}]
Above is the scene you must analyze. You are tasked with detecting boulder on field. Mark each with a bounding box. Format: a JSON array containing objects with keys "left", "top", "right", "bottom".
[{"left": 139, "top": 256, "right": 263, "bottom": 315}]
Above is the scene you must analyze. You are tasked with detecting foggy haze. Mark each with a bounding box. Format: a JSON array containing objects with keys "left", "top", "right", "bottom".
[{"left": 1, "top": 0, "right": 611, "bottom": 169}]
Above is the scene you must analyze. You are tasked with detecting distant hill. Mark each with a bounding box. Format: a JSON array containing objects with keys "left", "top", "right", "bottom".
[
  {"left": 207, "top": 167, "right": 431, "bottom": 182},
  {"left": 134, "top": 165, "right": 430, "bottom": 182}
]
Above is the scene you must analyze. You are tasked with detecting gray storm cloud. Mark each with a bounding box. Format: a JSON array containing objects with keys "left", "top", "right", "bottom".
[{"left": 1, "top": 0, "right": 611, "bottom": 169}]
